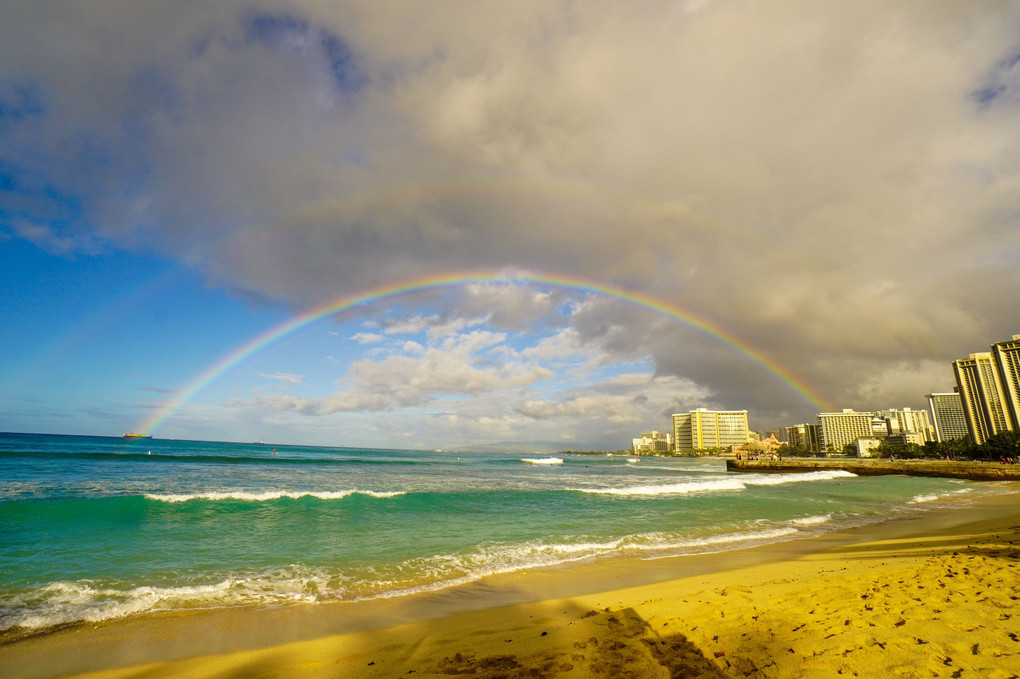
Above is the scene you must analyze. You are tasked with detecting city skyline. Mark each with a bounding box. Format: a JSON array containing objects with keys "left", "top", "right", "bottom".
[
  {"left": 3, "top": 2, "right": 1019, "bottom": 449},
  {"left": 638, "top": 332, "right": 1020, "bottom": 453},
  {"left": 953, "top": 334, "right": 1020, "bottom": 445}
]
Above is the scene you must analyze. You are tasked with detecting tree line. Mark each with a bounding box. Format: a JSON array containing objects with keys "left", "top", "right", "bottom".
[{"left": 776, "top": 430, "right": 1020, "bottom": 461}]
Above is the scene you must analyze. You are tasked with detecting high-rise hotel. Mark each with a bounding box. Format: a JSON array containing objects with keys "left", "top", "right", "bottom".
[
  {"left": 992, "top": 335, "right": 1020, "bottom": 428},
  {"left": 816, "top": 409, "right": 875, "bottom": 452},
  {"left": 952, "top": 334, "right": 1020, "bottom": 444},
  {"left": 926, "top": 392, "right": 969, "bottom": 443},
  {"left": 672, "top": 409, "right": 749, "bottom": 453}
]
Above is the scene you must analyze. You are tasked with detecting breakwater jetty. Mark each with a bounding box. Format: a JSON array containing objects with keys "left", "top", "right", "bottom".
[{"left": 726, "top": 458, "right": 1020, "bottom": 481}]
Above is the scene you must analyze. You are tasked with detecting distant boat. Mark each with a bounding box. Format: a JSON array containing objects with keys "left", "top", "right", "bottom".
[{"left": 123, "top": 433, "right": 152, "bottom": 439}]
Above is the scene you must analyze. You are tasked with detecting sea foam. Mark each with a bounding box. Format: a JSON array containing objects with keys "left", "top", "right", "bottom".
[
  {"left": 144, "top": 490, "right": 405, "bottom": 503},
  {"left": 790, "top": 514, "right": 833, "bottom": 526},
  {"left": 0, "top": 570, "right": 332, "bottom": 632},
  {"left": 0, "top": 524, "right": 811, "bottom": 632},
  {"left": 908, "top": 488, "right": 973, "bottom": 504},
  {"left": 574, "top": 470, "right": 855, "bottom": 497}
]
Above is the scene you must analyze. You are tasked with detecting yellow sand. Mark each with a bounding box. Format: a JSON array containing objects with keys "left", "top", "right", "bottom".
[{"left": 3, "top": 491, "right": 1018, "bottom": 678}]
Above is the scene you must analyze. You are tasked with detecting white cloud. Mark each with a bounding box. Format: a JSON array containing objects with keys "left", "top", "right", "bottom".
[
  {"left": 224, "top": 393, "right": 317, "bottom": 414},
  {"left": 257, "top": 372, "right": 304, "bottom": 386},
  {"left": 236, "top": 328, "right": 554, "bottom": 415},
  {"left": 521, "top": 327, "right": 590, "bottom": 362},
  {"left": 515, "top": 373, "right": 713, "bottom": 425},
  {"left": 381, "top": 316, "right": 436, "bottom": 336},
  {"left": 350, "top": 332, "right": 383, "bottom": 344},
  {"left": 4, "top": 0, "right": 1020, "bottom": 442},
  {"left": 457, "top": 282, "right": 559, "bottom": 330}
]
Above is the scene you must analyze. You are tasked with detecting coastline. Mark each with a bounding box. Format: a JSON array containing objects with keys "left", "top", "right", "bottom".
[
  {"left": 727, "top": 457, "right": 1020, "bottom": 481},
  {"left": 2, "top": 483, "right": 1017, "bottom": 678}
]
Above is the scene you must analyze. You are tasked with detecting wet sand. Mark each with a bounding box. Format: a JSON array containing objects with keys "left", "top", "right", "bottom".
[{"left": 2, "top": 486, "right": 1018, "bottom": 678}]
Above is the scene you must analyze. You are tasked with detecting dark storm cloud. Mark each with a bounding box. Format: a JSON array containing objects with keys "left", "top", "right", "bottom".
[{"left": 3, "top": 0, "right": 1020, "bottom": 439}]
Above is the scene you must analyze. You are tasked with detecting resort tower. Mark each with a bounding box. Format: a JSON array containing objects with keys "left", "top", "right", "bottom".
[
  {"left": 672, "top": 409, "right": 749, "bottom": 453},
  {"left": 784, "top": 423, "right": 821, "bottom": 453},
  {"left": 991, "top": 335, "right": 1020, "bottom": 430},
  {"left": 953, "top": 352, "right": 1011, "bottom": 445},
  {"left": 816, "top": 409, "right": 874, "bottom": 453},
  {"left": 879, "top": 407, "right": 934, "bottom": 445},
  {"left": 925, "top": 392, "right": 969, "bottom": 443}
]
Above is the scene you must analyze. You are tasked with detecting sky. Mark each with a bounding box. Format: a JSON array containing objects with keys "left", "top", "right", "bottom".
[{"left": 2, "top": 1, "right": 1019, "bottom": 450}]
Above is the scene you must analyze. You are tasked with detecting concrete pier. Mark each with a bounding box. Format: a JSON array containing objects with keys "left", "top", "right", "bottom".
[{"left": 725, "top": 458, "right": 1020, "bottom": 481}]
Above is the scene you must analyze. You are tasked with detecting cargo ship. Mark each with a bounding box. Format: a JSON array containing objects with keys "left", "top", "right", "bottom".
[{"left": 123, "top": 433, "right": 153, "bottom": 439}]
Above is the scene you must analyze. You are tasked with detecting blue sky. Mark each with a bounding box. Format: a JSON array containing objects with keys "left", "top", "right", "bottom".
[
  {"left": 0, "top": 238, "right": 678, "bottom": 447},
  {"left": 1, "top": 240, "right": 281, "bottom": 436},
  {"left": 2, "top": 1, "right": 1019, "bottom": 449}
]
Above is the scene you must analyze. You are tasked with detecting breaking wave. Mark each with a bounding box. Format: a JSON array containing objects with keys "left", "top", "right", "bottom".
[
  {"left": 574, "top": 470, "right": 855, "bottom": 496},
  {"left": 144, "top": 490, "right": 406, "bottom": 503}
]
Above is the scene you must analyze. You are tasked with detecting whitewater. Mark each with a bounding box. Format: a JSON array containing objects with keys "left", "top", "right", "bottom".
[{"left": 0, "top": 433, "right": 1001, "bottom": 637}]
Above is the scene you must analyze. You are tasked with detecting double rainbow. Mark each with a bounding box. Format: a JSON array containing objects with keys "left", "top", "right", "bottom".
[{"left": 136, "top": 270, "right": 832, "bottom": 434}]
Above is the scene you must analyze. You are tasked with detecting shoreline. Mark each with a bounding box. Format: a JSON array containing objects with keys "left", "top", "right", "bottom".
[
  {"left": 727, "top": 457, "right": 1020, "bottom": 480},
  {"left": 2, "top": 483, "right": 1017, "bottom": 678}
]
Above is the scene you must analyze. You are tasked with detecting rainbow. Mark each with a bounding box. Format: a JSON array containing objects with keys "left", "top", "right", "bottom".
[{"left": 136, "top": 270, "right": 833, "bottom": 434}]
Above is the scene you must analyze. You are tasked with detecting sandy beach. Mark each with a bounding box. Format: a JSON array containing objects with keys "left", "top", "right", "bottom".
[{"left": 2, "top": 485, "right": 1018, "bottom": 679}]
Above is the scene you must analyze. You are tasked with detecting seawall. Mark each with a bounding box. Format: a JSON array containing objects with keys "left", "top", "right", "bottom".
[{"left": 726, "top": 458, "right": 1020, "bottom": 481}]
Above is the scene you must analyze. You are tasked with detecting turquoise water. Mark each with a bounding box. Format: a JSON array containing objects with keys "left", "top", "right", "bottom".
[{"left": 0, "top": 432, "right": 1002, "bottom": 635}]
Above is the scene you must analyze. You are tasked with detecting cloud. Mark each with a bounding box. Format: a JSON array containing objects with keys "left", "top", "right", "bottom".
[
  {"left": 225, "top": 393, "right": 318, "bottom": 414},
  {"left": 4, "top": 0, "right": 1020, "bottom": 442},
  {"left": 8, "top": 218, "right": 105, "bottom": 256},
  {"left": 138, "top": 386, "right": 178, "bottom": 394},
  {"left": 224, "top": 324, "right": 714, "bottom": 446},
  {"left": 234, "top": 328, "right": 554, "bottom": 415},
  {"left": 380, "top": 313, "right": 490, "bottom": 341},
  {"left": 349, "top": 332, "right": 383, "bottom": 344},
  {"left": 229, "top": 360, "right": 713, "bottom": 448},
  {"left": 323, "top": 330, "right": 553, "bottom": 412},
  {"left": 457, "top": 282, "right": 560, "bottom": 330},
  {"left": 852, "top": 360, "right": 958, "bottom": 407},
  {"left": 521, "top": 327, "right": 593, "bottom": 363},
  {"left": 258, "top": 372, "right": 304, "bottom": 386},
  {"left": 515, "top": 373, "right": 713, "bottom": 425}
]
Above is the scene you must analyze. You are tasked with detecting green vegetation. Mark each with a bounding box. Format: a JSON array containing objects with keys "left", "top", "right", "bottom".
[
  {"left": 671, "top": 446, "right": 731, "bottom": 457},
  {"left": 774, "top": 443, "right": 819, "bottom": 458},
  {"left": 777, "top": 432, "right": 1020, "bottom": 461}
]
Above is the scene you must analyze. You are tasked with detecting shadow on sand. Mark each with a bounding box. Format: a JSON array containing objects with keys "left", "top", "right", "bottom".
[{"left": 213, "top": 599, "right": 733, "bottom": 678}]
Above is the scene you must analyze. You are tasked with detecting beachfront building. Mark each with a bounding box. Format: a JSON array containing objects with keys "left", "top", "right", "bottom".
[
  {"left": 991, "top": 335, "right": 1020, "bottom": 429},
  {"left": 855, "top": 436, "right": 882, "bottom": 458},
  {"left": 784, "top": 423, "right": 821, "bottom": 453},
  {"left": 817, "top": 409, "right": 875, "bottom": 453},
  {"left": 732, "top": 434, "right": 782, "bottom": 458},
  {"left": 926, "top": 392, "right": 969, "bottom": 442},
  {"left": 953, "top": 352, "right": 1011, "bottom": 445},
  {"left": 632, "top": 431, "right": 672, "bottom": 454},
  {"left": 672, "top": 409, "right": 749, "bottom": 454},
  {"left": 879, "top": 408, "right": 934, "bottom": 446}
]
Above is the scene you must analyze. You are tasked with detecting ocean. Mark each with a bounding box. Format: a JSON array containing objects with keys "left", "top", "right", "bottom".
[{"left": 0, "top": 432, "right": 1005, "bottom": 638}]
